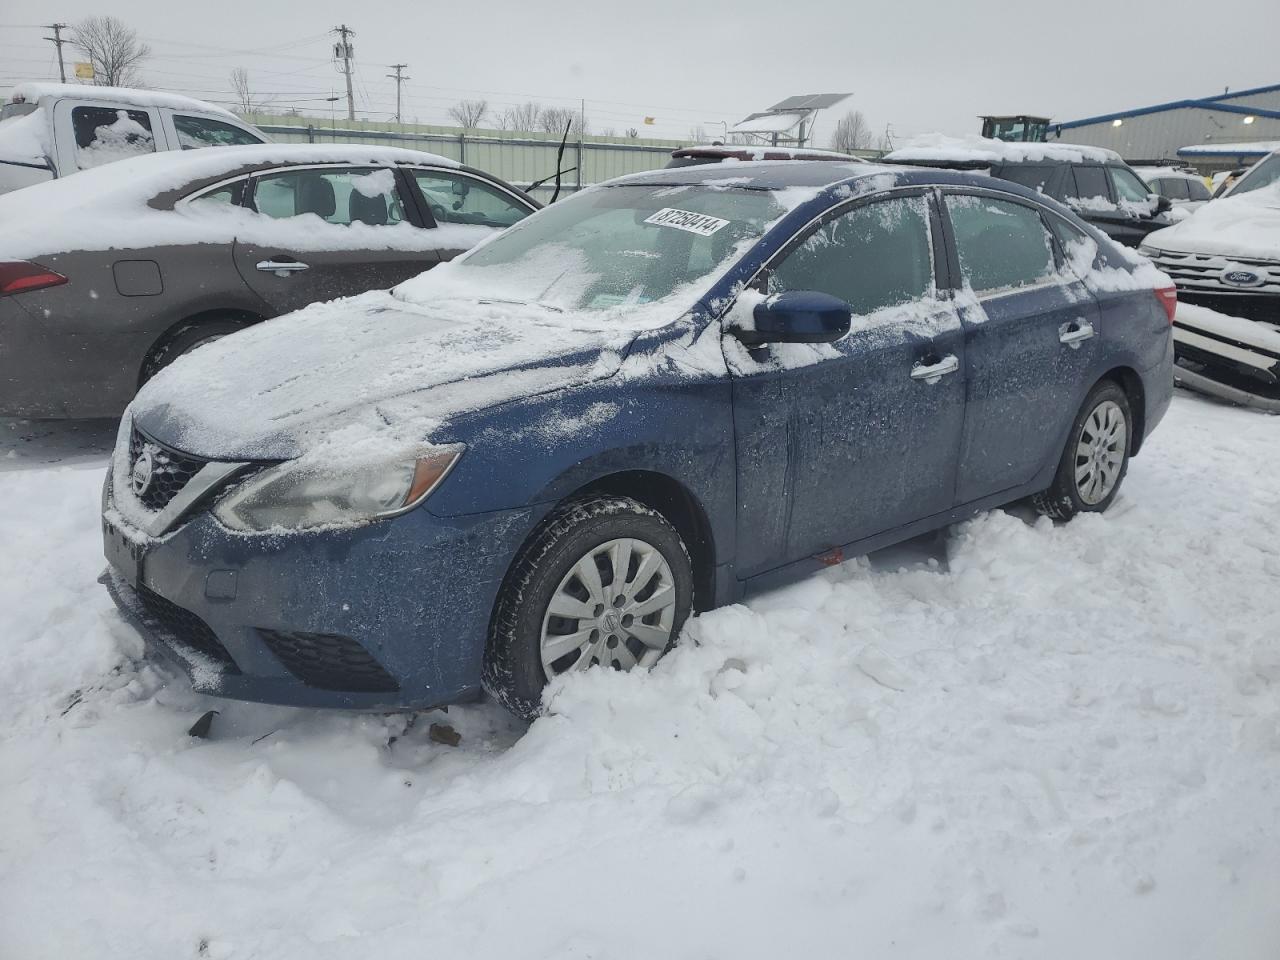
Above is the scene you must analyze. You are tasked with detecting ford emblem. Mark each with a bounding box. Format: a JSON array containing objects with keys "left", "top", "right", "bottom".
[
  {"left": 1221, "top": 269, "right": 1263, "bottom": 288},
  {"left": 130, "top": 445, "right": 157, "bottom": 496}
]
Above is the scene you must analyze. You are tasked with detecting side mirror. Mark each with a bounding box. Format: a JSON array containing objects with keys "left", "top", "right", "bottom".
[
  {"left": 735, "top": 290, "right": 852, "bottom": 347},
  {"left": 1148, "top": 193, "right": 1173, "bottom": 215}
]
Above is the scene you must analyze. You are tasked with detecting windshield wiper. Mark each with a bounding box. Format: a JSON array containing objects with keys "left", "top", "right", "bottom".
[{"left": 476, "top": 298, "right": 563, "bottom": 313}]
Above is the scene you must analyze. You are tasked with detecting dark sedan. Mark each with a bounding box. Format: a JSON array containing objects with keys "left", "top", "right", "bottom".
[
  {"left": 102, "top": 161, "right": 1175, "bottom": 719},
  {"left": 0, "top": 143, "right": 538, "bottom": 418}
]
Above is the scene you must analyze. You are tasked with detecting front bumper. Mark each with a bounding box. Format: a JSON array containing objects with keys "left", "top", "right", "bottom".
[{"left": 102, "top": 488, "right": 541, "bottom": 710}]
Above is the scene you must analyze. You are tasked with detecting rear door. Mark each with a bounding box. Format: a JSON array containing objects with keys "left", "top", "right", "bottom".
[
  {"left": 51, "top": 98, "right": 162, "bottom": 174},
  {"left": 940, "top": 190, "right": 1102, "bottom": 504},
  {"left": 729, "top": 190, "right": 967, "bottom": 576},
  {"left": 232, "top": 164, "right": 441, "bottom": 314}
]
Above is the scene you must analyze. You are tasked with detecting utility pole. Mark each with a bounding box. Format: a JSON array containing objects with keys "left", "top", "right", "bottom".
[
  {"left": 332, "top": 24, "right": 356, "bottom": 122},
  {"left": 386, "top": 64, "right": 409, "bottom": 123},
  {"left": 44, "top": 23, "right": 69, "bottom": 83}
]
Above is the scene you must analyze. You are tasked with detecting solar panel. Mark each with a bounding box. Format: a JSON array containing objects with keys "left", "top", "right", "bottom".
[{"left": 767, "top": 93, "right": 851, "bottom": 112}]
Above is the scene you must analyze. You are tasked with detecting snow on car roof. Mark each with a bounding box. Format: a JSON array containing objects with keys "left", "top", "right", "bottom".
[
  {"left": 8, "top": 82, "right": 240, "bottom": 120},
  {"left": 672, "top": 144, "right": 862, "bottom": 162},
  {"left": 1132, "top": 167, "right": 1202, "bottom": 181},
  {"left": 885, "top": 133, "right": 1122, "bottom": 165},
  {"left": 0, "top": 143, "right": 463, "bottom": 259}
]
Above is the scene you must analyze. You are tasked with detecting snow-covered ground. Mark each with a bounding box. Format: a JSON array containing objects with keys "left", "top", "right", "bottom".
[{"left": 2, "top": 391, "right": 1279, "bottom": 959}]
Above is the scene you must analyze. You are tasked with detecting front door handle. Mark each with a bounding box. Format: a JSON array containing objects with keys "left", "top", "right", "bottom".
[
  {"left": 256, "top": 259, "right": 310, "bottom": 277},
  {"left": 910, "top": 354, "right": 959, "bottom": 384},
  {"left": 1059, "top": 320, "right": 1095, "bottom": 349}
]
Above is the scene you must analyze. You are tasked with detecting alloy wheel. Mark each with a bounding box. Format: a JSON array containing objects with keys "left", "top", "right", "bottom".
[
  {"left": 539, "top": 537, "right": 677, "bottom": 676},
  {"left": 1074, "top": 399, "right": 1127, "bottom": 505}
]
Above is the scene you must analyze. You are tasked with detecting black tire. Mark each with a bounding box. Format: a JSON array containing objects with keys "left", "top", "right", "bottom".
[
  {"left": 1033, "top": 380, "right": 1132, "bottom": 521},
  {"left": 483, "top": 495, "right": 694, "bottom": 721},
  {"left": 139, "top": 320, "right": 249, "bottom": 386}
]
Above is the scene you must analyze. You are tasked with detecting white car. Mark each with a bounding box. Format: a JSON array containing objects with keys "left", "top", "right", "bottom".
[
  {"left": 1133, "top": 166, "right": 1212, "bottom": 214},
  {"left": 0, "top": 82, "right": 266, "bottom": 196},
  {"left": 1140, "top": 149, "right": 1280, "bottom": 408}
]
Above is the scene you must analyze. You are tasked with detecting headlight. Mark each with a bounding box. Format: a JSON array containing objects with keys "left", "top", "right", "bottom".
[{"left": 214, "top": 444, "right": 463, "bottom": 532}]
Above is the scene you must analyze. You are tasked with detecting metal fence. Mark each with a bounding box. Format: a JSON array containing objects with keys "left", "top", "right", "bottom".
[{"left": 246, "top": 114, "right": 683, "bottom": 203}]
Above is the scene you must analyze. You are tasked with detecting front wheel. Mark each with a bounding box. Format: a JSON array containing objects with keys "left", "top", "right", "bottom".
[
  {"left": 483, "top": 496, "right": 694, "bottom": 720},
  {"left": 1033, "top": 380, "right": 1132, "bottom": 521}
]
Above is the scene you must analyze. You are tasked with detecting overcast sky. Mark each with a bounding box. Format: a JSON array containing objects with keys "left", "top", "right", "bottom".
[{"left": 3, "top": 0, "right": 1277, "bottom": 145}]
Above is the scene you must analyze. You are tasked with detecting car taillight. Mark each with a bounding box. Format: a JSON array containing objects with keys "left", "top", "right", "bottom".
[
  {"left": 1154, "top": 285, "right": 1176, "bottom": 324},
  {"left": 0, "top": 261, "right": 68, "bottom": 296}
]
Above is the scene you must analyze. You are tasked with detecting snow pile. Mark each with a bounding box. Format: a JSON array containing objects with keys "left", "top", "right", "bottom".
[
  {"left": 2, "top": 392, "right": 1280, "bottom": 957},
  {"left": 0, "top": 143, "right": 464, "bottom": 259},
  {"left": 886, "top": 133, "right": 1121, "bottom": 166},
  {"left": 1143, "top": 180, "right": 1280, "bottom": 260},
  {"left": 0, "top": 109, "right": 50, "bottom": 164}
]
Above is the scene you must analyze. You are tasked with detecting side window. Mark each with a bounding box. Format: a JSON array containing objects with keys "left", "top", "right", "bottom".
[
  {"left": 1161, "top": 178, "right": 1190, "bottom": 201},
  {"left": 1185, "top": 178, "right": 1211, "bottom": 201},
  {"left": 1109, "top": 166, "right": 1151, "bottom": 204},
  {"left": 173, "top": 115, "right": 264, "bottom": 149},
  {"left": 185, "top": 179, "right": 246, "bottom": 210},
  {"left": 1072, "top": 166, "right": 1111, "bottom": 203},
  {"left": 997, "top": 164, "right": 1054, "bottom": 195},
  {"left": 411, "top": 171, "right": 529, "bottom": 229},
  {"left": 251, "top": 168, "right": 405, "bottom": 226},
  {"left": 1055, "top": 166, "right": 1079, "bottom": 201},
  {"left": 767, "top": 195, "right": 934, "bottom": 316},
  {"left": 944, "top": 194, "right": 1056, "bottom": 294},
  {"left": 72, "top": 105, "right": 155, "bottom": 170}
]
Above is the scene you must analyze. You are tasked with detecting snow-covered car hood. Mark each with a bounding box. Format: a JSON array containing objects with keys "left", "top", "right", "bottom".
[
  {"left": 130, "top": 289, "right": 637, "bottom": 461},
  {"left": 1144, "top": 183, "right": 1280, "bottom": 261}
]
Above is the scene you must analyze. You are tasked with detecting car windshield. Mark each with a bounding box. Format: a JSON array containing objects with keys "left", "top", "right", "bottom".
[
  {"left": 1228, "top": 153, "right": 1280, "bottom": 197},
  {"left": 397, "top": 183, "right": 792, "bottom": 315}
]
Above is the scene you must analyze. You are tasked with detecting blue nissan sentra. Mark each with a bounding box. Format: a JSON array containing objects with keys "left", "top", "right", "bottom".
[{"left": 102, "top": 161, "right": 1175, "bottom": 719}]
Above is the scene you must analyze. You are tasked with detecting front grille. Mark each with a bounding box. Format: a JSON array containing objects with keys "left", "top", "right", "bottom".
[
  {"left": 258, "top": 629, "right": 399, "bottom": 693},
  {"left": 136, "top": 585, "right": 240, "bottom": 673},
  {"left": 129, "top": 427, "right": 208, "bottom": 512},
  {"left": 1148, "top": 250, "right": 1280, "bottom": 297}
]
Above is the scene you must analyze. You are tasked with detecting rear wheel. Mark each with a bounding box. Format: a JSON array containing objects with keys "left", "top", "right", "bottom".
[
  {"left": 483, "top": 496, "right": 694, "bottom": 720},
  {"left": 1033, "top": 380, "right": 1132, "bottom": 521},
  {"left": 139, "top": 320, "right": 249, "bottom": 386}
]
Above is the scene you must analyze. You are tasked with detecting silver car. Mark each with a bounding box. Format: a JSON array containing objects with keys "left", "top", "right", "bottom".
[{"left": 0, "top": 143, "right": 538, "bottom": 418}]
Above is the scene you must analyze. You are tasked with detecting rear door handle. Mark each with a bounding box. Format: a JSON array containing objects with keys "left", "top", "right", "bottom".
[
  {"left": 910, "top": 354, "right": 959, "bottom": 384},
  {"left": 1059, "top": 320, "right": 1095, "bottom": 348},
  {"left": 256, "top": 259, "right": 310, "bottom": 276}
]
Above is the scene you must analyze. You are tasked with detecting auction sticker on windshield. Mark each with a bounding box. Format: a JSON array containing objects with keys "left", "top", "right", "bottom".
[{"left": 644, "top": 208, "right": 730, "bottom": 237}]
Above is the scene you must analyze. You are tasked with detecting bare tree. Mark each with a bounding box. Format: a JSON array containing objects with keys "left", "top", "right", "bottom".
[
  {"left": 829, "top": 110, "right": 873, "bottom": 153},
  {"left": 539, "top": 106, "right": 587, "bottom": 136},
  {"left": 599, "top": 126, "right": 617, "bottom": 139},
  {"left": 687, "top": 125, "right": 707, "bottom": 143},
  {"left": 447, "top": 99, "right": 489, "bottom": 129},
  {"left": 74, "top": 16, "right": 150, "bottom": 87},
  {"left": 499, "top": 101, "right": 543, "bottom": 132},
  {"left": 229, "top": 68, "right": 271, "bottom": 115},
  {"left": 625, "top": 127, "right": 638, "bottom": 138}
]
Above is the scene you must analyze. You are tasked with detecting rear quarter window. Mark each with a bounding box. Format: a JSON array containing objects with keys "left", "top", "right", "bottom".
[{"left": 996, "top": 164, "right": 1056, "bottom": 195}]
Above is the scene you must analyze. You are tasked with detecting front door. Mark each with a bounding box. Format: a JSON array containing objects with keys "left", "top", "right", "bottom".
[
  {"left": 939, "top": 190, "right": 1102, "bottom": 504},
  {"left": 232, "top": 165, "right": 440, "bottom": 315},
  {"left": 729, "top": 191, "right": 967, "bottom": 578}
]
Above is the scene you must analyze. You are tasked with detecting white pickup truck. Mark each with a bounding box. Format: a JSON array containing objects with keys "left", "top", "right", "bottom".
[{"left": 0, "top": 82, "right": 267, "bottom": 196}]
